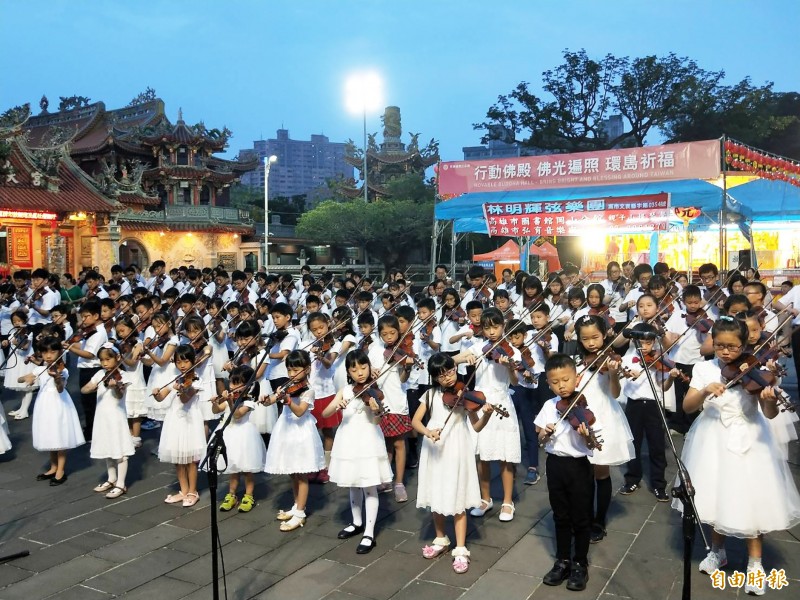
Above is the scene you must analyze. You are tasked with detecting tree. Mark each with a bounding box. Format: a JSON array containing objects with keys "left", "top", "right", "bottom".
[
  {"left": 474, "top": 49, "right": 726, "bottom": 151},
  {"left": 228, "top": 185, "right": 306, "bottom": 224}
]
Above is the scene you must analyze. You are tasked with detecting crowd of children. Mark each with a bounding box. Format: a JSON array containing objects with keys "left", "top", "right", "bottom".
[{"left": 1, "top": 259, "right": 799, "bottom": 591}]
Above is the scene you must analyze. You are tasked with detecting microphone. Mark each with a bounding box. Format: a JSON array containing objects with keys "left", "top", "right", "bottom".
[{"left": 622, "top": 329, "right": 658, "bottom": 341}]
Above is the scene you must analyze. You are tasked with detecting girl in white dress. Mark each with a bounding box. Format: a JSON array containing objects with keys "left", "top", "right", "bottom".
[
  {"left": 81, "top": 344, "right": 136, "bottom": 499},
  {"left": 22, "top": 337, "right": 85, "bottom": 484},
  {"left": 4, "top": 311, "right": 37, "bottom": 420},
  {"left": 207, "top": 299, "right": 230, "bottom": 397},
  {"left": 323, "top": 350, "right": 393, "bottom": 554},
  {"left": 455, "top": 308, "right": 521, "bottom": 522},
  {"left": 182, "top": 316, "right": 216, "bottom": 433},
  {"left": 675, "top": 317, "right": 800, "bottom": 595},
  {"left": 331, "top": 306, "right": 357, "bottom": 394},
  {"left": 141, "top": 312, "right": 179, "bottom": 422},
  {"left": 574, "top": 315, "right": 635, "bottom": 543},
  {"left": 0, "top": 398, "right": 10, "bottom": 454},
  {"left": 411, "top": 353, "right": 494, "bottom": 574},
  {"left": 261, "top": 350, "right": 325, "bottom": 532},
  {"left": 153, "top": 344, "right": 206, "bottom": 508},
  {"left": 212, "top": 365, "right": 267, "bottom": 514},
  {"left": 114, "top": 316, "right": 147, "bottom": 448}
]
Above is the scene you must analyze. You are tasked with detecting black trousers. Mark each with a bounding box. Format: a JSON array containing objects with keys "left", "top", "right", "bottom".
[
  {"left": 624, "top": 398, "right": 667, "bottom": 490},
  {"left": 79, "top": 366, "right": 102, "bottom": 437},
  {"left": 669, "top": 362, "right": 697, "bottom": 434},
  {"left": 546, "top": 453, "right": 593, "bottom": 565},
  {"left": 406, "top": 384, "right": 429, "bottom": 419}
]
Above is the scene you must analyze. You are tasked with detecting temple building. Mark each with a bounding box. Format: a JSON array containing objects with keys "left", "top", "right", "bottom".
[
  {"left": 0, "top": 91, "right": 259, "bottom": 275},
  {"left": 344, "top": 106, "right": 439, "bottom": 200}
]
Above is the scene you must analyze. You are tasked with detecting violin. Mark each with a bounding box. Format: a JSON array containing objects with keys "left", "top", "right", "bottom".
[
  {"left": 176, "top": 371, "right": 199, "bottom": 397},
  {"left": 752, "top": 337, "right": 789, "bottom": 378},
  {"left": 67, "top": 325, "right": 97, "bottom": 345},
  {"left": 482, "top": 339, "right": 515, "bottom": 364},
  {"left": 441, "top": 381, "right": 509, "bottom": 418},
  {"left": 588, "top": 305, "right": 616, "bottom": 328},
  {"left": 516, "top": 345, "right": 537, "bottom": 379},
  {"left": 357, "top": 334, "right": 374, "bottom": 352},
  {"left": 421, "top": 319, "right": 436, "bottom": 342},
  {"left": 554, "top": 393, "right": 603, "bottom": 450},
  {"left": 658, "top": 294, "right": 676, "bottom": 317},
  {"left": 190, "top": 335, "right": 208, "bottom": 353},
  {"left": 682, "top": 309, "right": 713, "bottom": 334},
  {"left": 384, "top": 335, "right": 423, "bottom": 369},
  {"left": 469, "top": 323, "right": 483, "bottom": 339},
  {"left": 101, "top": 369, "right": 127, "bottom": 395},
  {"left": 274, "top": 379, "right": 309, "bottom": 404},
  {"left": 135, "top": 316, "right": 152, "bottom": 334},
  {"left": 720, "top": 353, "right": 798, "bottom": 412},
  {"left": 443, "top": 306, "right": 466, "bottom": 325},
  {"left": 581, "top": 350, "right": 622, "bottom": 374},
  {"left": 634, "top": 350, "right": 690, "bottom": 384},
  {"left": 47, "top": 357, "right": 67, "bottom": 380},
  {"left": 28, "top": 285, "right": 47, "bottom": 305},
  {"left": 352, "top": 382, "right": 388, "bottom": 416},
  {"left": 312, "top": 333, "right": 335, "bottom": 356}
]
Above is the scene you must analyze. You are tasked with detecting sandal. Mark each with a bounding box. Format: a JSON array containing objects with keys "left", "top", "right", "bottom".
[
  {"left": 182, "top": 492, "right": 200, "bottom": 507},
  {"left": 280, "top": 511, "right": 306, "bottom": 532},
  {"left": 93, "top": 481, "right": 116, "bottom": 493},
  {"left": 105, "top": 486, "right": 127, "bottom": 499},
  {"left": 277, "top": 504, "right": 297, "bottom": 521},
  {"left": 422, "top": 536, "right": 451, "bottom": 559},
  {"left": 165, "top": 492, "right": 186, "bottom": 504},
  {"left": 452, "top": 547, "right": 471, "bottom": 574}
]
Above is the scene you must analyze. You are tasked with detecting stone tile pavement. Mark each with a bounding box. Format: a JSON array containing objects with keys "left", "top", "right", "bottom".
[{"left": 1, "top": 368, "right": 799, "bottom": 599}]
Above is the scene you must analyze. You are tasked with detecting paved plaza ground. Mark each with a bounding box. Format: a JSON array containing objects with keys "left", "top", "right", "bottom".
[{"left": 1, "top": 368, "right": 799, "bottom": 600}]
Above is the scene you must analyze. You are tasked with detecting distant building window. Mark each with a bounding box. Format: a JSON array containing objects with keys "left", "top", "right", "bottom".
[
  {"left": 177, "top": 146, "right": 188, "bottom": 166},
  {"left": 200, "top": 185, "right": 211, "bottom": 206}
]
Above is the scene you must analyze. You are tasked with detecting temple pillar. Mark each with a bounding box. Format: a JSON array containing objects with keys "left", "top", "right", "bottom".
[{"left": 95, "top": 219, "right": 121, "bottom": 275}]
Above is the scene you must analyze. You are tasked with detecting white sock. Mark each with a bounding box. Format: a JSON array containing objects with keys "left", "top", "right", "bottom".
[
  {"left": 324, "top": 451, "right": 331, "bottom": 468},
  {"left": 116, "top": 458, "right": 128, "bottom": 489},
  {"left": 18, "top": 392, "right": 33, "bottom": 415},
  {"left": 349, "top": 487, "right": 364, "bottom": 527},
  {"left": 747, "top": 556, "right": 762, "bottom": 571},
  {"left": 106, "top": 459, "right": 117, "bottom": 483},
  {"left": 363, "top": 486, "right": 379, "bottom": 541}
]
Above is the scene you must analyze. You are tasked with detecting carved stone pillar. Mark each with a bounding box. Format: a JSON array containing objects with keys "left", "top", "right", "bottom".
[{"left": 95, "top": 217, "right": 121, "bottom": 275}]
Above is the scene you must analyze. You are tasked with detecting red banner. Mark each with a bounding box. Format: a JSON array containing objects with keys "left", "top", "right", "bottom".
[
  {"left": 483, "top": 194, "right": 671, "bottom": 237},
  {"left": 438, "top": 140, "right": 720, "bottom": 196}
]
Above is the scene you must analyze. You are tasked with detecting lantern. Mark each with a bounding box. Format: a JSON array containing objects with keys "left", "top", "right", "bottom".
[{"left": 674, "top": 207, "right": 701, "bottom": 222}]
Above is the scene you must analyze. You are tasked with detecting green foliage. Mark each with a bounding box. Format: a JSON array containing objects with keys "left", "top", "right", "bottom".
[
  {"left": 296, "top": 198, "right": 433, "bottom": 269},
  {"left": 382, "top": 172, "right": 436, "bottom": 204},
  {"left": 474, "top": 49, "right": 799, "bottom": 155},
  {"left": 228, "top": 185, "right": 306, "bottom": 225}
]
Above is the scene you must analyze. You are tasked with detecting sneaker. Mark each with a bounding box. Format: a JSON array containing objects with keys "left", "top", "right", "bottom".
[
  {"left": 219, "top": 493, "right": 238, "bottom": 512},
  {"left": 745, "top": 564, "right": 766, "bottom": 596},
  {"left": 407, "top": 458, "right": 419, "bottom": 469},
  {"left": 654, "top": 489, "right": 670, "bottom": 502},
  {"left": 619, "top": 482, "right": 639, "bottom": 495},
  {"left": 524, "top": 468, "right": 540, "bottom": 486},
  {"left": 542, "top": 559, "right": 571, "bottom": 586},
  {"left": 566, "top": 562, "right": 589, "bottom": 591},
  {"left": 699, "top": 550, "right": 727, "bottom": 574},
  {"left": 141, "top": 420, "right": 161, "bottom": 430},
  {"left": 394, "top": 483, "right": 408, "bottom": 503},
  {"left": 315, "top": 469, "right": 330, "bottom": 484},
  {"left": 238, "top": 494, "right": 255, "bottom": 513},
  {"left": 377, "top": 483, "right": 393, "bottom": 494},
  {"left": 589, "top": 523, "right": 606, "bottom": 544}
]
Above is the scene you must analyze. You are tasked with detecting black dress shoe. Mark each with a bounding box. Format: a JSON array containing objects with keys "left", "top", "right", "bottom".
[
  {"left": 36, "top": 472, "right": 56, "bottom": 481},
  {"left": 355, "top": 535, "right": 376, "bottom": 554},
  {"left": 337, "top": 523, "right": 365, "bottom": 539},
  {"left": 49, "top": 474, "right": 68, "bottom": 486},
  {"left": 543, "top": 559, "right": 571, "bottom": 586},
  {"left": 589, "top": 523, "right": 606, "bottom": 544},
  {"left": 566, "top": 562, "right": 589, "bottom": 591}
]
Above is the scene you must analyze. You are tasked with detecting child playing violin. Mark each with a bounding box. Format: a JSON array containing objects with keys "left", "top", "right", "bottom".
[
  {"left": 212, "top": 365, "right": 266, "bottom": 514},
  {"left": 411, "top": 353, "right": 494, "bottom": 574},
  {"left": 574, "top": 315, "right": 634, "bottom": 543},
  {"left": 367, "top": 314, "right": 414, "bottom": 502},
  {"left": 437, "top": 288, "right": 465, "bottom": 357},
  {"left": 619, "top": 323, "right": 681, "bottom": 501},
  {"left": 307, "top": 311, "right": 342, "bottom": 484},
  {"left": 81, "top": 343, "right": 135, "bottom": 499},
  {"left": 140, "top": 311, "right": 179, "bottom": 423},
  {"left": 182, "top": 315, "right": 216, "bottom": 433},
  {"left": 455, "top": 307, "right": 521, "bottom": 522},
  {"left": 113, "top": 315, "right": 147, "bottom": 448},
  {"left": 323, "top": 350, "right": 392, "bottom": 554},
  {"left": 23, "top": 336, "right": 84, "bottom": 485},
  {"left": 535, "top": 353, "right": 601, "bottom": 591},
  {"left": 4, "top": 310, "right": 36, "bottom": 420},
  {"left": 262, "top": 350, "right": 325, "bottom": 531},
  {"left": 153, "top": 344, "right": 206, "bottom": 508},
  {"left": 676, "top": 316, "right": 800, "bottom": 595}
]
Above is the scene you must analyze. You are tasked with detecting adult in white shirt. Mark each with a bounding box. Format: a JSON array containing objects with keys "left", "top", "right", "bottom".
[{"left": 600, "top": 261, "right": 630, "bottom": 332}]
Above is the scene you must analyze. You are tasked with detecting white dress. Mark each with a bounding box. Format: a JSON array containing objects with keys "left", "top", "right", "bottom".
[
  {"left": 264, "top": 388, "right": 325, "bottom": 475},
  {"left": 3, "top": 332, "right": 37, "bottom": 391},
  {"left": 122, "top": 360, "right": 148, "bottom": 418},
  {"left": 158, "top": 387, "right": 207, "bottom": 464},
  {"left": 416, "top": 389, "right": 481, "bottom": 515},
  {"left": 578, "top": 370, "right": 635, "bottom": 466},
  {"left": 145, "top": 335, "right": 179, "bottom": 421},
  {"left": 213, "top": 400, "right": 267, "bottom": 473},
  {"left": 671, "top": 359, "right": 800, "bottom": 538},
  {"left": 470, "top": 345, "right": 521, "bottom": 463},
  {"left": 31, "top": 368, "right": 85, "bottom": 451},
  {"left": 328, "top": 385, "right": 393, "bottom": 488},
  {"left": 760, "top": 396, "right": 799, "bottom": 461},
  {"left": 249, "top": 350, "right": 277, "bottom": 434},
  {"left": 332, "top": 333, "right": 357, "bottom": 391},
  {"left": 194, "top": 346, "right": 218, "bottom": 421},
  {"left": 89, "top": 371, "right": 136, "bottom": 460},
  {"left": 209, "top": 325, "right": 230, "bottom": 380},
  {"left": 0, "top": 399, "right": 11, "bottom": 454}
]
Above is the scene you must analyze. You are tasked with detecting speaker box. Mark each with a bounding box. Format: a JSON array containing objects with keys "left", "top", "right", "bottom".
[{"left": 738, "top": 250, "right": 752, "bottom": 270}]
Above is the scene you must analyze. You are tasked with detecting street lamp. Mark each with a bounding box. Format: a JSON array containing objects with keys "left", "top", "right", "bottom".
[
  {"left": 263, "top": 154, "right": 277, "bottom": 271},
  {"left": 345, "top": 72, "right": 383, "bottom": 203}
]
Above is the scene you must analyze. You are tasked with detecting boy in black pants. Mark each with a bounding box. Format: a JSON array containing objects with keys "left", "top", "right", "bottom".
[{"left": 534, "top": 353, "right": 598, "bottom": 591}]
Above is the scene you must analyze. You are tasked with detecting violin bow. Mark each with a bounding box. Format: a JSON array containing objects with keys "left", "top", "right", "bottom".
[{"left": 0, "top": 326, "right": 26, "bottom": 371}]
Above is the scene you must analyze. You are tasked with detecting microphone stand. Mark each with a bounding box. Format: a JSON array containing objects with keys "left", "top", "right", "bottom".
[
  {"left": 199, "top": 348, "right": 270, "bottom": 600},
  {"left": 630, "top": 336, "right": 708, "bottom": 600}
]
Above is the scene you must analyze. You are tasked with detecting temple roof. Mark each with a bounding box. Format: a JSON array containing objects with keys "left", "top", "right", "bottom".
[
  {"left": 142, "top": 165, "right": 239, "bottom": 184},
  {"left": 0, "top": 135, "right": 121, "bottom": 213}
]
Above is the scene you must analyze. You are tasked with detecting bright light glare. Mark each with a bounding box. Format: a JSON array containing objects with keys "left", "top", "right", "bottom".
[
  {"left": 265, "top": 155, "right": 277, "bottom": 165},
  {"left": 345, "top": 72, "right": 383, "bottom": 114},
  {"left": 581, "top": 232, "right": 608, "bottom": 254}
]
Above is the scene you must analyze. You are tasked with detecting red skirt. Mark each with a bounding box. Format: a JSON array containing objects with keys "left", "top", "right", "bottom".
[
  {"left": 380, "top": 413, "right": 412, "bottom": 438},
  {"left": 311, "top": 394, "right": 342, "bottom": 429}
]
